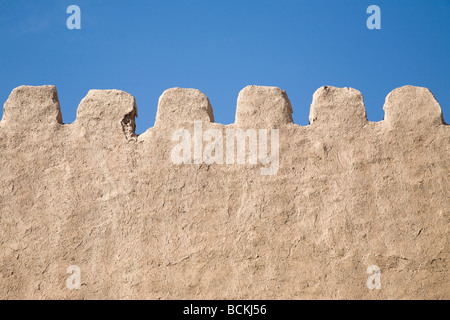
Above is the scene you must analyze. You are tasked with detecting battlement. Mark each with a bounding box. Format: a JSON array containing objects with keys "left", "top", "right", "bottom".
[
  {"left": 0, "top": 84, "right": 448, "bottom": 300},
  {"left": 1, "top": 85, "right": 447, "bottom": 138}
]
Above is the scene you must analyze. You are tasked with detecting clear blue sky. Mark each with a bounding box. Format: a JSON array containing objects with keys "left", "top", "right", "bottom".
[{"left": 1, "top": 0, "right": 449, "bottom": 133}]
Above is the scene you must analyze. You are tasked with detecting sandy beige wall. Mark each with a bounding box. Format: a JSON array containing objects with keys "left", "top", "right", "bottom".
[{"left": 0, "top": 84, "right": 448, "bottom": 299}]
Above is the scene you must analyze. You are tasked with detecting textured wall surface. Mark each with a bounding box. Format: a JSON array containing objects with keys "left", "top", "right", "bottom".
[{"left": 0, "top": 84, "right": 448, "bottom": 299}]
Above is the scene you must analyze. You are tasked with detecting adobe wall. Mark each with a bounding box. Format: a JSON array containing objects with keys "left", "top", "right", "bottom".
[{"left": 0, "top": 84, "right": 448, "bottom": 299}]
